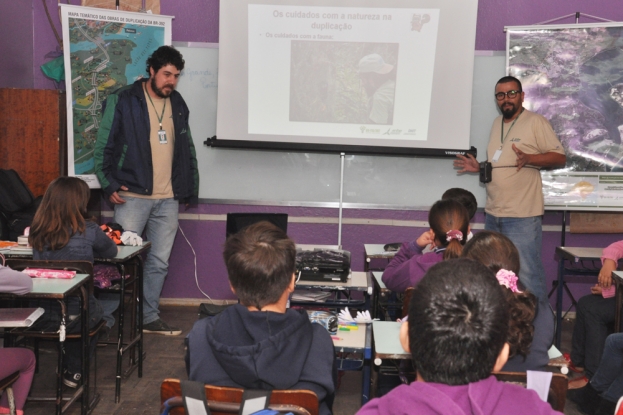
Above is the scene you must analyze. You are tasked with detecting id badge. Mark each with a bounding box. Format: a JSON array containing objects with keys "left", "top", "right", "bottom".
[
  {"left": 158, "top": 129, "right": 168, "bottom": 144},
  {"left": 492, "top": 148, "right": 502, "bottom": 163}
]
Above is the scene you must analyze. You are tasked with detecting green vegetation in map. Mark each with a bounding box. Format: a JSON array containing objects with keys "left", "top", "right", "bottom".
[{"left": 68, "top": 19, "right": 138, "bottom": 173}]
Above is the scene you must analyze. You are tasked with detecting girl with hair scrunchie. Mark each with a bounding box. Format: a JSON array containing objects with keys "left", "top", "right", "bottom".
[
  {"left": 463, "top": 230, "right": 554, "bottom": 372},
  {"left": 382, "top": 199, "right": 470, "bottom": 292}
]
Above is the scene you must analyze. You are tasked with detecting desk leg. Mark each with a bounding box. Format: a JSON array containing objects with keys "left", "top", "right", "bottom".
[
  {"left": 555, "top": 257, "right": 565, "bottom": 349},
  {"left": 80, "top": 286, "right": 89, "bottom": 415},
  {"left": 114, "top": 263, "right": 126, "bottom": 403},
  {"left": 56, "top": 300, "right": 67, "bottom": 415},
  {"left": 615, "top": 278, "right": 623, "bottom": 333},
  {"left": 137, "top": 255, "right": 144, "bottom": 378}
]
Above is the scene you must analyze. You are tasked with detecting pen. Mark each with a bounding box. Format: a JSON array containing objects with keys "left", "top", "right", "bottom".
[{"left": 331, "top": 336, "right": 343, "bottom": 340}]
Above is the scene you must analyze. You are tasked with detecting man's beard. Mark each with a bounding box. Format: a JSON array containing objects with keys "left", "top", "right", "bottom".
[
  {"left": 501, "top": 102, "right": 519, "bottom": 119},
  {"left": 151, "top": 77, "right": 173, "bottom": 98}
]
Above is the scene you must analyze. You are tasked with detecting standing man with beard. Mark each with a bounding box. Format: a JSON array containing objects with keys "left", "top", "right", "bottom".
[
  {"left": 453, "top": 76, "right": 565, "bottom": 302},
  {"left": 95, "top": 45, "right": 198, "bottom": 335}
]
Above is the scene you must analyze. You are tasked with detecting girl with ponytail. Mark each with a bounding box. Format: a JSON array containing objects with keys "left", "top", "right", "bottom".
[{"left": 382, "top": 199, "right": 470, "bottom": 292}]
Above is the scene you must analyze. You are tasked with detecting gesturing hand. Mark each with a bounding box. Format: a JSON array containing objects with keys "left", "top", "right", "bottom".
[
  {"left": 454, "top": 154, "right": 479, "bottom": 174},
  {"left": 512, "top": 144, "right": 531, "bottom": 170}
]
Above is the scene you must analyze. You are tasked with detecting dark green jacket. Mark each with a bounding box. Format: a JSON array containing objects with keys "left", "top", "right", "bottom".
[{"left": 94, "top": 79, "right": 198, "bottom": 202}]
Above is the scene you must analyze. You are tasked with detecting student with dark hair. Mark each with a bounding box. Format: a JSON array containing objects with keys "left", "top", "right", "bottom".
[
  {"left": 186, "top": 222, "right": 335, "bottom": 415},
  {"left": 29, "top": 176, "right": 118, "bottom": 387},
  {"left": 441, "top": 187, "right": 477, "bottom": 220},
  {"left": 462, "top": 231, "right": 554, "bottom": 372},
  {"left": 357, "top": 259, "right": 562, "bottom": 415},
  {"left": 382, "top": 199, "right": 469, "bottom": 292}
]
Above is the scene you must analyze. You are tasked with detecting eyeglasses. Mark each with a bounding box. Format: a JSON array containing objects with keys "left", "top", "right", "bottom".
[{"left": 495, "top": 90, "right": 521, "bottom": 100}]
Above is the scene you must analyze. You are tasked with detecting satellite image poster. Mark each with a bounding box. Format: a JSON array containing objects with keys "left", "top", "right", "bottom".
[
  {"left": 60, "top": 4, "right": 172, "bottom": 188},
  {"left": 507, "top": 23, "right": 623, "bottom": 210}
]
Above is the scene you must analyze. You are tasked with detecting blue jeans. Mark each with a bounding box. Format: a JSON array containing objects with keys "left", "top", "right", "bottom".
[
  {"left": 591, "top": 333, "right": 623, "bottom": 403},
  {"left": 104, "top": 197, "right": 179, "bottom": 325},
  {"left": 484, "top": 214, "right": 547, "bottom": 302}
]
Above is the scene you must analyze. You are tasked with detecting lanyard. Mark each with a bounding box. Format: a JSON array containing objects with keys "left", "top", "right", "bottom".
[
  {"left": 500, "top": 108, "right": 523, "bottom": 144},
  {"left": 144, "top": 83, "right": 166, "bottom": 130}
]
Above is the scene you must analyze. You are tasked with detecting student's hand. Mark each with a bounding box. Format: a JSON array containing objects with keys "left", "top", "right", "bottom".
[
  {"left": 512, "top": 144, "right": 531, "bottom": 170},
  {"left": 454, "top": 154, "right": 479, "bottom": 173},
  {"left": 598, "top": 259, "right": 616, "bottom": 288},
  {"left": 590, "top": 284, "right": 603, "bottom": 295},
  {"left": 109, "top": 186, "right": 128, "bottom": 204},
  {"left": 416, "top": 230, "right": 435, "bottom": 248}
]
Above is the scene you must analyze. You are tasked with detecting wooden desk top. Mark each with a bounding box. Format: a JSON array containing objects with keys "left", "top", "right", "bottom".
[
  {"left": 556, "top": 246, "right": 603, "bottom": 262},
  {"left": 371, "top": 271, "right": 387, "bottom": 291},
  {"left": 0, "top": 273, "right": 90, "bottom": 298},
  {"left": 1, "top": 242, "right": 151, "bottom": 262},
  {"left": 364, "top": 244, "right": 399, "bottom": 259},
  {"left": 372, "top": 321, "right": 409, "bottom": 361},
  {"left": 333, "top": 323, "right": 370, "bottom": 353}
]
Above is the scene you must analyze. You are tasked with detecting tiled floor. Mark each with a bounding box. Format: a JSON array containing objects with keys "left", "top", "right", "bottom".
[{"left": 15, "top": 306, "right": 584, "bottom": 415}]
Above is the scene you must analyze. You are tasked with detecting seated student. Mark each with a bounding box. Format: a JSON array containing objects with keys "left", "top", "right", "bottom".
[
  {"left": 29, "top": 176, "right": 118, "bottom": 388},
  {"left": 462, "top": 231, "right": 554, "bottom": 372},
  {"left": 382, "top": 199, "right": 469, "bottom": 292},
  {"left": 358, "top": 259, "right": 562, "bottom": 415},
  {"left": 441, "top": 187, "right": 477, "bottom": 234},
  {"left": 570, "top": 240, "right": 623, "bottom": 383},
  {"left": 568, "top": 332, "right": 623, "bottom": 415},
  {"left": 0, "top": 264, "right": 36, "bottom": 415},
  {"left": 186, "top": 222, "right": 335, "bottom": 415}
]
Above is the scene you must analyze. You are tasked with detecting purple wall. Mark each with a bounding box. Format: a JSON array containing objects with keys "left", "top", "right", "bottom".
[{"left": 0, "top": 1, "right": 34, "bottom": 89}]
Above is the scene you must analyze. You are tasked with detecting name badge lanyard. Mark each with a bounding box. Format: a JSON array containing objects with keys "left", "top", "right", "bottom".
[
  {"left": 492, "top": 108, "right": 523, "bottom": 162},
  {"left": 145, "top": 83, "right": 168, "bottom": 144}
]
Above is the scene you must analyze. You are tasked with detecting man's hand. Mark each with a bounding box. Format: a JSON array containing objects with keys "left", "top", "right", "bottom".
[
  {"left": 590, "top": 284, "right": 603, "bottom": 295},
  {"left": 598, "top": 258, "right": 617, "bottom": 288},
  {"left": 512, "top": 144, "right": 531, "bottom": 170},
  {"left": 109, "top": 186, "right": 128, "bottom": 204},
  {"left": 454, "top": 154, "right": 479, "bottom": 173}
]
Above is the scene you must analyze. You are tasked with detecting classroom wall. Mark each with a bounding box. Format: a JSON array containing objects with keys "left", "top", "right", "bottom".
[
  {"left": 4, "top": 0, "right": 623, "bottom": 308},
  {"left": 0, "top": 1, "right": 34, "bottom": 89}
]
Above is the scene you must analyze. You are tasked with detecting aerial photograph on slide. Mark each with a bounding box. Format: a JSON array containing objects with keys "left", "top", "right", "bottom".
[
  {"left": 67, "top": 17, "right": 164, "bottom": 175},
  {"left": 289, "top": 41, "right": 399, "bottom": 125}
]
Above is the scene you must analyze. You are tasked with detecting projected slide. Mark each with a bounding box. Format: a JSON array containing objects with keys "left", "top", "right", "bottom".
[
  {"left": 217, "top": 0, "right": 478, "bottom": 154},
  {"left": 248, "top": 5, "right": 439, "bottom": 141}
]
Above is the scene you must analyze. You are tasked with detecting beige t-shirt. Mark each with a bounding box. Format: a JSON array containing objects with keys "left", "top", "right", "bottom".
[
  {"left": 485, "top": 109, "right": 564, "bottom": 218},
  {"left": 121, "top": 87, "right": 175, "bottom": 199}
]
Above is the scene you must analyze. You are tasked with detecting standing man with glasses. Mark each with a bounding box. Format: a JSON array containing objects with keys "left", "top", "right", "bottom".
[
  {"left": 95, "top": 45, "right": 199, "bottom": 335},
  {"left": 453, "top": 76, "right": 566, "bottom": 302}
]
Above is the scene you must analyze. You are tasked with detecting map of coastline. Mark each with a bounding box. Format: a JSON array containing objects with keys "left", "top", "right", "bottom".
[{"left": 68, "top": 18, "right": 164, "bottom": 174}]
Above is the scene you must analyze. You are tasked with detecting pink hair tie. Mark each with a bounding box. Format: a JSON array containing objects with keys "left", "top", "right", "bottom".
[
  {"left": 445, "top": 230, "right": 463, "bottom": 242},
  {"left": 496, "top": 269, "right": 522, "bottom": 293}
]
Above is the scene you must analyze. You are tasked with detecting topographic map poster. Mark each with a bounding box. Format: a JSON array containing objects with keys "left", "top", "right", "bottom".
[
  {"left": 60, "top": 4, "right": 172, "bottom": 187},
  {"left": 507, "top": 23, "right": 623, "bottom": 210}
]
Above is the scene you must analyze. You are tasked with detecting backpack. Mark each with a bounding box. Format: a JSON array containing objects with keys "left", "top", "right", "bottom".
[{"left": 0, "top": 169, "right": 41, "bottom": 240}]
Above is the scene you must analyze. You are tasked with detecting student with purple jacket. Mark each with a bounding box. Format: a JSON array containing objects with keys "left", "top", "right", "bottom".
[
  {"left": 358, "top": 259, "right": 562, "bottom": 415},
  {"left": 0, "top": 263, "right": 36, "bottom": 415},
  {"left": 382, "top": 199, "right": 469, "bottom": 292}
]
